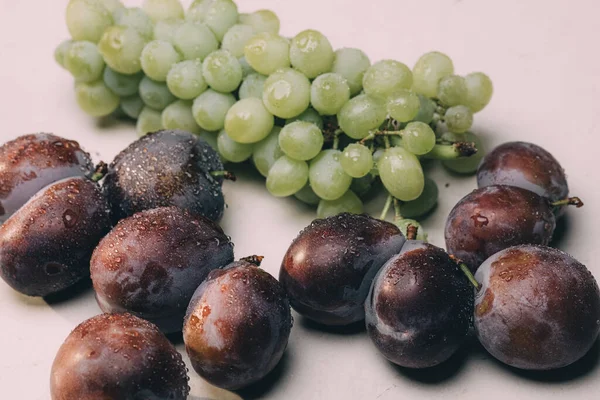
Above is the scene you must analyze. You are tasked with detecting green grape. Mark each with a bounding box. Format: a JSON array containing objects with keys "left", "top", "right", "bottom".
[
  {"left": 331, "top": 48, "right": 371, "bottom": 96},
  {"left": 161, "top": 100, "right": 201, "bottom": 134},
  {"left": 100, "top": 0, "right": 123, "bottom": 13},
  {"left": 437, "top": 75, "right": 467, "bottom": 107},
  {"left": 294, "top": 184, "right": 320, "bottom": 205},
  {"left": 244, "top": 33, "right": 290, "bottom": 76},
  {"left": 363, "top": 60, "right": 412, "bottom": 99},
  {"left": 290, "top": 30, "right": 334, "bottom": 79},
  {"left": 239, "top": 73, "right": 267, "bottom": 99},
  {"left": 103, "top": 68, "right": 143, "bottom": 97},
  {"left": 262, "top": 68, "right": 310, "bottom": 119},
  {"left": 173, "top": 21, "right": 218, "bottom": 61},
  {"left": 186, "top": 0, "right": 210, "bottom": 21},
  {"left": 279, "top": 121, "right": 324, "bottom": 161},
  {"left": 402, "top": 121, "right": 436, "bottom": 155},
  {"left": 192, "top": 89, "right": 236, "bottom": 131},
  {"left": 113, "top": 7, "right": 154, "bottom": 39},
  {"left": 252, "top": 126, "right": 283, "bottom": 177},
  {"left": 378, "top": 146, "right": 424, "bottom": 201},
  {"left": 387, "top": 89, "right": 420, "bottom": 122},
  {"left": 442, "top": 131, "right": 485, "bottom": 174},
  {"left": 464, "top": 72, "right": 493, "bottom": 113},
  {"left": 225, "top": 98, "right": 275, "bottom": 143},
  {"left": 64, "top": 41, "right": 105, "bottom": 83},
  {"left": 167, "top": 60, "right": 207, "bottom": 100},
  {"left": 139, "top": 76, "right": 176, "bottom": 110},
  {"left": 203, "top": 0, "right": 239, "bottom": 41},
  {"left": 66, "top": 0, "right": 113, "bottom": 43},
  {"left": 98, "top": 26, "right": 147, "bottom": 75},
  {"left": 142, "top": 0, "right": 184, "bottom": 22},
  {"left": 54, "top": 40, "right": 74, "bottom": 69},
  {"left": 238, "top": 10, "right": 280, "bottom": 34},
  {"left": 317, "top": 191, "right": 363, "bottom": 218},
  {"left": 141, "top": 40, "right": 182, "bottom": 82},
  {"left": 120, "top": 94, "right": 144, "bottom": 119},
  {"left": 309, "top": 150, "right": 352, "bottom": 200},
  {"left": 217, "top": 129, "right": 254, "bottom": 163},
  {"left": 238, "top": 56, "right": 254, "bottom": 78},
  {"left": 153, "top": 19, "right": 184, "bottom": 43},
  {"left": 337, "top": 94, "right": 387, "bottom": 139},
  {"left": 266, "top": 156, "right": 309, "bottom": 197},
  {"left": 310, "top": 73, "right": 350, "bottom": 116},
  {"left": 445, "top": 105, "right": 473, "bottom": 133},
  {"left": 340, "top": 143, "right": 373, "bottom": 178},
  {"left": 286, "top": 108, "right": 323, "bottom": 130},
  {"left": 412, "top": 51, "right": 454, "bottom": 98},
  {"left": 75, "top": 81, "right": 120, "bottom": 117},
  {"left": 222, "top": 24, "right": 256, "bottom": 58},
  {"left": 400, "top": 177, "right": 438, "bottom": 218},
  {"left": 136, "top": 107, "right": 164, "bottom": 136},
  {"left": 202, "top": 50, "right": 243, "bottom": 93},
  {"left": 396, "top": 219, "right": 428, "bottom": 242},
  {"left": 350, "top": 174, "right": 375, "bottom": 198},
  {"left": 413, "top": 94, "right": 436, "bottom": 124}
]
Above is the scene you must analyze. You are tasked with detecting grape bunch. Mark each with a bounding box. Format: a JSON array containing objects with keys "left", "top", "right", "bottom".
[{"left": 55, "top": 0, "right": 494, "bottom": 231}]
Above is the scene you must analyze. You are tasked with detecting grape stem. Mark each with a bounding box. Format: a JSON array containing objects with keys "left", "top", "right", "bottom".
[
  {"left": 359, "top": 130, "right": 403, "bottom": 145},
  {"left": 380, "top": 194, "right": 393, "bottom": 220},
  {"left": 332, "top": 131, "right": 340, "bottom": 150},
  {"left": 551, "top": 197, "right": 584, "bottom": 208},
  {"left": 393, "top": 198, "right": 403, "bottom": 224},
  {"left": 406, "top": 224, "right": 418, "bottom": 241},
  {"left": 240, "top": 255, "right": 264, "bottom": 266},
  {"left": 211, "top": 170, "right": 237, "bottom": 181},
  {"left": 423, "top": 142, "right": 478, "bottom": 160},
  {"left": 450, "top": 255, "right": 481, "bottom": 291},
  {"left": 383, "top": 137, "right": 391, "bottom": 149},
  {"left": 90, "top": 161, "right": 108, "bottom": 182}
]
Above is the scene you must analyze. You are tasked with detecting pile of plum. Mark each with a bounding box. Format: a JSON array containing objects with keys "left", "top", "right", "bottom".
[{"left": 0, "top": 131, "right": 598, "bottom": 399}]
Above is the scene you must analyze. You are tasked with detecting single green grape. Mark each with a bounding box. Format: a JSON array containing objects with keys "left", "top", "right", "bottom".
[
  {"left": 66, "top": 0, "right": 113, "bottom": 43},
  {"left": 412, "top": 51, "right": 454, "bottom": 98},
  {"left": 290, "top": 30, "right": 334, "bottom": 79},
  {"left": 173, "top": 21, "right": 218, "bottom": 61},
  {"left": 442, "top": 131, "right": 485, "bottom": 174},
  {"left": 396, "top": 219, "right": 428, "bottom": 242},
  {"left": 186, "top": 0, "right": 210, "bottom": 21},
  {"left": 244, "top": 33, "right": 290, "bottom": 75},
  {"left": 331, "top": 48, "right": 371, "bottom": 96},
  {"left": 113, "top": 7, "right": 154, "bottom": 39},
  {"left": 238, "top": 9, "right": 280, "bottom": 34},
  {"left": 239, "top": 73, "right": 267, "bottom": 99},
  {"left": 437, "top": 75, "right": 468, "bottom": 107},
  {"left": 166, "top": 60, "right": 208, "bottom": 100},
  {"left": 266, "top": 156, "right": 309, "bottom": 197},
  {"left": 98, "top": 26, "right": 147, "bottom": 75},
  {"left": 75, "top": 81, "right": 120, "bottom": 117},
  {"left": 54, "top": 40, "right": 74, "bottom": 69},
  {"left": 225, "top": 98, "right": 275, "bottom": 143},
  {"left": 413, "top": 94, "right": 437, "bottom": 124},
  {"left": 286, "top": 108, "right": 323, "bottom": 130},
  {"left": 464, "top": 72, "right": 493, "bottom": 112},
  {"left": 279, "top": 121, "right": 324, "bottom": 161},
  {"left": 378, "top": 146, "right": 424, "bottom": 201},
  {"left": 310, "top": 73, "right": 351, "bottom": 116},
  {"left": 100, "top": 0, "right": 124, "bottom": 13},
  {"left": 252, "top": 126, "right": 283, "bottom": 177},
  {"left": 141, "top": 40, "right": 182, "bottom": 82},
  {"left": 363, "top": 60, "right": 413, "bottom": 99},
  {"left": 294, "top": 184, "right": 320, "bottom": 205},
  {"left": 139, "top": 76, "right": 176, "bottom": 111},
  {"left": 222, "top": 24, "right": 256, "bottom": 58},
  {"left": 337, "top": 94, "right": 387, "bottom": 139},
  {"left": 192, "top": 89, "right": 236, "bottom": 131},
  {"left": 399, "top": 177, "right": 438, "bottom": 218},
  {"left": 64, "top": 41, "right": 105, "bottom": 83},
  {"left": 387, "top": 90, "right": 420, "bottom": 122},
  {"left": 340, "top": 143, "right": 373, "bottom": 178},
  {"left": 309, "top": 150, "right": 353, "bottom": 200},
  {"left": 317, "top": 190, "right": 363, "bottom": 219},
  {"left": 120, "top": 94, "right": 144, "bottom": 119},
  {"left": 153, "top": 19, "right": 184, "bottom": 43},
  {"left": 202, "top": 0, "right": 239, "bottom": 41},
  {"left": 142, "top": 0, "right": 184, "bottom": 22},
  {"left": 202, "top": 50, "right": 243, "bottom": 93},
  {"left": 217, "top": 129, "right": 254, "bottom": 163},
  {"left": 445, "top": 105, "right": 473, "bottom": 133},
  {"left": 161, "top": 100, "right": 201, "bottom": 134},
  {"left": 402, "top": 121, "right": 436, "bottom": 155},
  {"left": 262, "top": 68, "right": 311, "bottom": 119},
  {"left": 103, "top": 68, "right": 143, "bottom": 97},
  {"left": 136, "top": 107, "right": 164, "bottom": 137},
  {"left": 350, "top": 174, "right": 375, "bottom": 198}
]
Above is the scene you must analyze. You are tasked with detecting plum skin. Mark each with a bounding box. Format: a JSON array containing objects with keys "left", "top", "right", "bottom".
[
  {"left": 365, "top": 241, "right": 474, "bottom": 368},
  {"left": 475, "top": 245, "right": 600, "bottom": 370},
  {"left": 279, "top": 213, "right": 406, "bottom": 326},
  {"left": 50, "top": 313, "right": 189, "bottom": 400},
  {"left": 183, "top": 260, "right": 292, "bottom": 391}
]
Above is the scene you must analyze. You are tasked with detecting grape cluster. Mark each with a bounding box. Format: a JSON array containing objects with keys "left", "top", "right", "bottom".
[{"left": 55, "top": 0, "right": 493, "bottom": 229}]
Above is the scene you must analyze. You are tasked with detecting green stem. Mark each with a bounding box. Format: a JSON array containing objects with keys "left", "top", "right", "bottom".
[
  {"left": 551, "top": 197, "right": 584, "bottom": 208},
  {"left": 393, "top": 198, "right": 403, "bottom": 224},
  {"left": 383, "top": 136, "right": 391, "bottom": 149},
  {"left": 332, "top": 134, "right": 340, "bottom": 150},
  {"left": 380, "top": 194, "right": 393, "bottom": 220},
  {"left": 211, "top": 170, "right": 237, "bottom": 181},
  {"left": 423, "top": 142, "right": 478, "bottom": 160},
  {"left": 450, "top": 255, "right": 481, "bottom": 291}
]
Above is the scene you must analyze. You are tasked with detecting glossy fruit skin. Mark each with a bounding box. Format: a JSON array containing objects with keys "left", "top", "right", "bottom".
[
  {"left": 475, "top": 245, "right": 600, "bottom": 370},
  {"left": 184, "top": 260, "right": 292, "bottom": 390},
  {"left": 0, "top": 177, "right": 111, "bottom": 297},
  {"left": 51, "top": 313, "right": 190, "bottom": 400},
  {"left": 91, "top": 206, "right": 234, "bottom": 333},
  {"left": 445, "top": 185, "right": 555, "bottom": 272},
  {"left": 104, "top": 129, "right": 225, "bottom": 223},
  {"left": 365, "top": 241, "right": 473, "bottom": 368},
  {"left": 280, "top": 213, "right": 406, "bottom": 326},
  {"left": 0, "top": 133, "right": 94, "bottom": 223}
]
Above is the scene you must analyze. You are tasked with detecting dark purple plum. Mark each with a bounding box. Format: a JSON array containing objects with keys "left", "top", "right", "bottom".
[
  {"left": 91, "top": 206, "right": 234, "bottom": 333},
  {"left": 279, "top": 213, "right": 406, "bottom": 326},
  {"left": 51, "top": 313, "right": 189, "bottom": 400},
  {"left": 445, "top": 185, "right": 556, "bottom": 272},
  {"left": 0, "top": 177, "right": 111, "bottom": 297},
  {"left": 0, "top": 133, "right": 94, "bottom": 223},
  {"left": 475, "top": 245, "right": 600, "bottom": 370},
  {"left": 365, "top": 241, "right": 473, "bottom": 368},
  {"left": 103, "top": 129, "right": 225, "bottom": 223},
  {"left": 184, "top": 258, "right": 292, "bottom": 390}
]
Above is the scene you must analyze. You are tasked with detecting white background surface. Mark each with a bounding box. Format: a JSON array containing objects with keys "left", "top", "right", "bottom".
[{"left": 1, "top": 0, "right": 599, "bottom": 399}]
